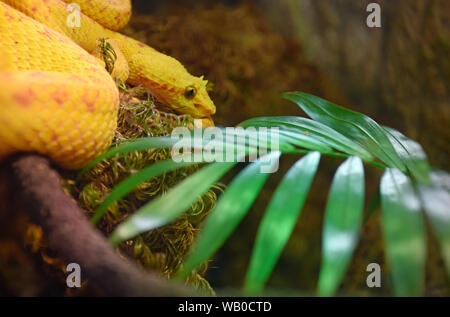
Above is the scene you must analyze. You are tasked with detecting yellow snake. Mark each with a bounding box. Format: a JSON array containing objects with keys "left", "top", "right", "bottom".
[{"left": 0, "top": 0, "right": 216, "bottom": 169}]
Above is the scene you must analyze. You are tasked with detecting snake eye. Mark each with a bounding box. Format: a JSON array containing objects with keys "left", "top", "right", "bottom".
[{"left": 184, "top": 86, "right": 196, "bottom": 99}]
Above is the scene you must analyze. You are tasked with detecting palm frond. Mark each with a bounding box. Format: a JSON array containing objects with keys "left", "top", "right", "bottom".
[
  {"left": 245, "top": 151, "right": 320, "bottom": 295},
  {"left": 283, "top": 92, "right": 405, "bottom": 170},
  {"left": 240, "top": 116, "right": 373, "bottom": 160},
  {"left": 178, "top": 151, "right": 281, "bottom": 278},
  {"left": 109, "top": 162, "right": 236, "bottom": 245},
  {"left": 78, "top": 91, "right": 448, "bottom": 296}
]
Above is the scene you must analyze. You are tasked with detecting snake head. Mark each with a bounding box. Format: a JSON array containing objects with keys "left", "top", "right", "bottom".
[
  {"left": 140, "top": 70, "right": 216, "bottom": 119},
  {"left": 129, "top": 49, "right": 216, "bottom": 120},
  {"left": 178, "top": 75, "right": 216, "bottom": 118}
]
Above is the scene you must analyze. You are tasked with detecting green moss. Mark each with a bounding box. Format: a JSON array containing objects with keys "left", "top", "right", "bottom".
[{"left": 64, "top": 85, "right": 219, "bottom": 295}]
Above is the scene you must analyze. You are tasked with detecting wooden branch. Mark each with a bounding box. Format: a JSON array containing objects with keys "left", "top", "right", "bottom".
[{"left": 3, "top": 154, "right": 195, "bottom": 296}]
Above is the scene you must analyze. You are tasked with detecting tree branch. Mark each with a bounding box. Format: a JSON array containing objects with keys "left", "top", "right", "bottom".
[{"left": 3, "top": 154, "right": 195, "bottom": 296}]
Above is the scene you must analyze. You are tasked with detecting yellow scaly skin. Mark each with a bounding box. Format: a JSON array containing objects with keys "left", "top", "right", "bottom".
[{"left": 0, "top": 0, "right": 216, "bottom": 169}]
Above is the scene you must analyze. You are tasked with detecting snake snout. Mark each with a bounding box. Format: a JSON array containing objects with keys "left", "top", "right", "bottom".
[{"left": 194, "top": 103, "right": 215, "bottom": 116}]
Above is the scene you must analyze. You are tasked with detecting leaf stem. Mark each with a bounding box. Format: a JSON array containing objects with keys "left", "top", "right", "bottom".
[{"left": 287, "top": 149, "right": 386, "bottom": 170}]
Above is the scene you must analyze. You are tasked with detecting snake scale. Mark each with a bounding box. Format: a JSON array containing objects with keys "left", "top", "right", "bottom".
[{"left": 0, "top": 0, "right": 216, "bottom": 169}]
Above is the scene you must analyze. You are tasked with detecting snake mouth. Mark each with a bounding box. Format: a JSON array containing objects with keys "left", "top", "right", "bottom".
[
  {"left": 194, "top": 103, "right": 214, "bottom": 116},
  {"left": 193, "top": 117, "right": 215, "bottom": 128}
]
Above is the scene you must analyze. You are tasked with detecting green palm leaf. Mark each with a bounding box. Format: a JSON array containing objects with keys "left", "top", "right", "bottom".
[
  {"left": 91, "top": 159, "right": 199, "bottom": 224},
  {"left": 78, "top": 132, "right": 260, "bottom": 179},
  {"left": 418, "top": 169, "right": 450, "bottom": 275},
  {"left": 283, "top": 92, "right": 405, "bottom": 170},
  {"left": 76, "top": 90, "right": 444, "bottom": 297},
  {"left": 380, "top": 168, "right": 426, "bottom": 296},
  {"left": 240, "top": 116, "right": 373, "bottom": 161},
  {"left": 109, "top": 161, "right": 236, "bottom": 245},
  {"left": 318, "top": 156, "right": 365, "bottom": 296},
  {"left": 383, "top": 126, "right": 430, "bottom": 183},
  {"left": 277, "top": 130, "right": 333, "bottom": 153},
  {"left": 78, "top": 136, "right": 179, "bottom": 179},
  {"left": 239, "top": 118, "right": 333, "bottom": 153},
  {"left": 178, "top": 151, "right": 281, "bottom": 277},
  {"left": 245, "top": 152, "right": 321, "bottom": 294}
]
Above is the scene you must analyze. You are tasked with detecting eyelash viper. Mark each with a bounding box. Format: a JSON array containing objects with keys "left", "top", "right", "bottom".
[{"left": 0, "top": 0, "right": 216, "bottom": 169}]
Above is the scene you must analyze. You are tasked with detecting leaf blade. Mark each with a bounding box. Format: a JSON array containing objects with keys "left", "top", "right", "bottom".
[
  {"left": 179, "top": 151, "right": 282, "bottom": 277},
  {"left": 78, "top": 137, "right": 179, "bottom": 179},
  {"left": 109, "top": 161, "right": 236, "bottom": 245},
  {"left": 245, "top": 152, "right": 321, "bottom": 294},
  {"left": 318, "top": 156, "right": 365, "bottom": 296},
  {"left": 383, "top": 126, "right": 430, "bottom": 183},
  {"left": 380, "top": 168, "right": 426, "bottom": 296},
  {"left": 283, "top": 92, "right": 405, "bottom": 170},
  {"left": 418, "top": 169, "right": 450, "bottom": 276},
  {"left": 92, "top": 159, "right": 199, "bottom": 224},
  {"left": 240, "top": 116, "right": 373, "bottom": 160}
]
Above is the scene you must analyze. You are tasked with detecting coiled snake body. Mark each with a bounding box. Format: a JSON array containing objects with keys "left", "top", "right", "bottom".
[{"left": 0, "top": 0, "right": 215, "bottom": 169}]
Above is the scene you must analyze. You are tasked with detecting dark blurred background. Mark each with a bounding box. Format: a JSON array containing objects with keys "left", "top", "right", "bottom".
[{"left": 128, "top": 0, "right": 449, "bottom": 295}]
